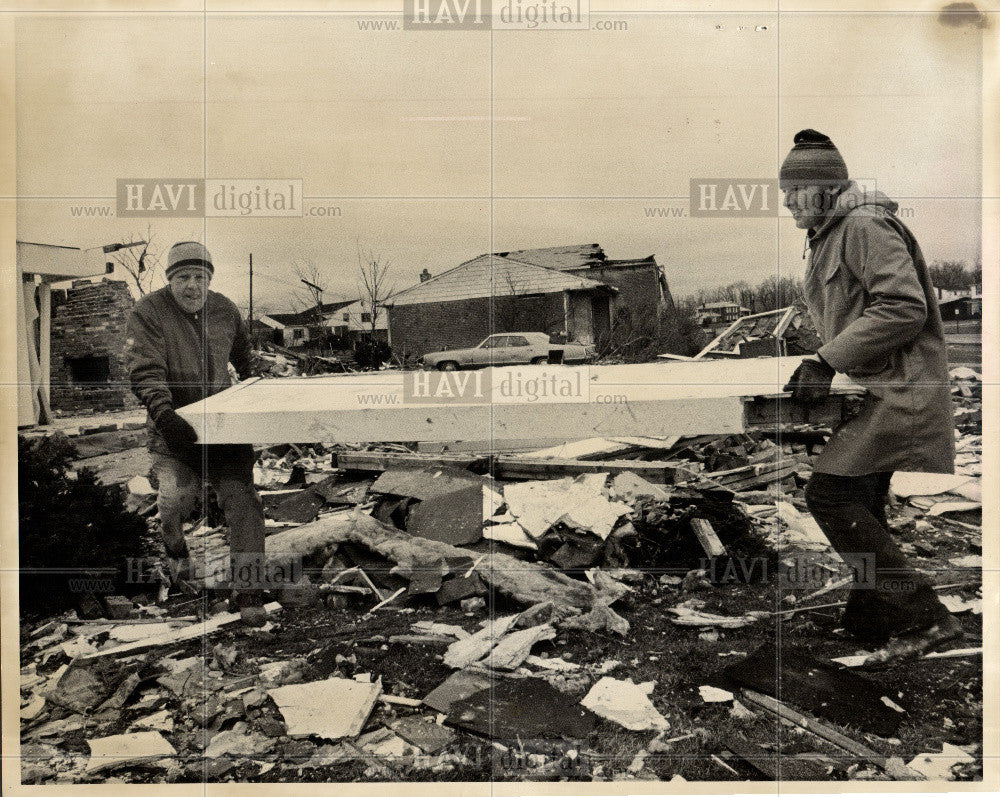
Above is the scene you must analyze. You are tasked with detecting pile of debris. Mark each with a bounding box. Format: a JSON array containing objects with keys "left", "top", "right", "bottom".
[
  {"left": 256, "top": 344, "right": 351, "bottom": 378},
  {"left": 18, "top": 365, "right": 983, "bottom": 783}
]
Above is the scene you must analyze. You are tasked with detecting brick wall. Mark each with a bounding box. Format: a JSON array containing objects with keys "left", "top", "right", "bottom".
[
  {"left": 578, "top": 265, "right": 664, "bottom": 329},
  {"left": 388, "top": 292, "right": 568, "bottom": 360},
  {"left": 50, "top": 279, "right": 140, "bottom": 414}
]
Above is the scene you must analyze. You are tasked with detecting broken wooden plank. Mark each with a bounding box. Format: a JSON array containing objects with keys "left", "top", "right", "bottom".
[
  {"left": 739, "top": 688, "right": 922, "bottom": 780},
  {"left": 742, "top": 394, "right": 853, "bottom": 429},
  {"left": 689, "top": 518, "right": 726, "bottom": 557},
  {"left": 493, "top": 456, "right": 682, "bottom": 483},
  {"left": 85, "top": 731, "right": 176, "bottom": 774},
  {"left": 335, "top": 450, "right": 486, "bottom": 473},
  {"left": 77, "top": 603, "right": 282, "bottom": 661},
  {"left": 513, "top": 437, "right": 651, "bottom": 461},
  {"left": 179, "top": 358, "right": 861, "bottom": 445}
]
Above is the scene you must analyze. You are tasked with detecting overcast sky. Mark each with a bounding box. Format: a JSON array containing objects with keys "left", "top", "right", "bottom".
[{"left": 14, "top": 6, "right": 985, "bottom": 310}]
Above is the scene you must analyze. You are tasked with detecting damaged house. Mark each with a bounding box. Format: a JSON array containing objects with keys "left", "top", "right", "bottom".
[{"left": 385, "top": 244, "right": 673, "bottom": 360}]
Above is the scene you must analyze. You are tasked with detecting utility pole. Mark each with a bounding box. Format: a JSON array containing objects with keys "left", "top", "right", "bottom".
[
  {"left": 301, "top": 278, "right": 324, "bottom": 325},
  {"left": 248, "top": 253, "right": 253, "bottom": 333}
]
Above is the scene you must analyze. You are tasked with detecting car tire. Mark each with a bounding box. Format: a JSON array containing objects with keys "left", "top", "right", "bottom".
[
  {"left": 530, "top": 357, "right": 548, "bottom": 365},
  {"left": 438, "top": 361, "right": 459, "bottom": 371}
]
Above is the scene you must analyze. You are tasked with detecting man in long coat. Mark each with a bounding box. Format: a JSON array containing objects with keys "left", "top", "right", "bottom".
[{"left": 779, "top": 129, "right": 962, "bottom": 665}]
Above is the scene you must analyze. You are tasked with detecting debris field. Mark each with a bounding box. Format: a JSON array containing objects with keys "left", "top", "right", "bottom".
[{"left": 19, "top": 367, "right": 983, "bottom": 783}]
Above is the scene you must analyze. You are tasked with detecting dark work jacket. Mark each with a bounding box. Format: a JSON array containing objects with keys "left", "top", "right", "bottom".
[{"left": 125, "top": 286, "right": 254, "bottom": 455}]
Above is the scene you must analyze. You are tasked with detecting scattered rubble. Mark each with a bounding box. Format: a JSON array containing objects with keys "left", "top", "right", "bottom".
[{"left": 17, "top": 366, "right": 983, "bottom": 783}]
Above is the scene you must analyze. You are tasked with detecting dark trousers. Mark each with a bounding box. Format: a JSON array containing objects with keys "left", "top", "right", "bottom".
[
  {"left": 152, "top": 444, "right": 266, "bottom": 592},
  {"left": 804, "top": 471, "right": 948, "bottom": 642}
]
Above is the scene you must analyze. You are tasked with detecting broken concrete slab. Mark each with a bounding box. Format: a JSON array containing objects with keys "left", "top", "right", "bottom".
[
  {"left": 371, "top": 466, "right": 490, "bottom": 502},
  {"left": 268, "top": 676, "right": 381, "bottom": 741},
  {"left": 560, "top": 600, "right": 630, "bottom": 637},
  {"left": 362, "top": 731, "right": 414, "bottom": 759},
  {"left": 42, "top": 658, "right": 130, "bottom": 714},
  {"left": 550, "top": 534, "right": 605, "bottom": 570},
  {"left": 85, "top": 731, "right": 176, "bottom": 774},
  {"left": 313, "top": 477, "right": 372, "bottom": 506},
  {"left": 581, "top": 677, "right": 670, "bottom": 731},
  {"left": 270, "top": 488, "right": 326, "bottom": 524},
  {"left": 482, "top": 485, "right": 505, "bottom": 519},
  {"left": 435, "top": 573, "right": 484, "bottom": 605},
  {"left": 128, "top": 710, "right": 174, "bottom": 734},
  {"left": 406, "top": 484, "right": 484, "bottom": 546},
  {"left": 446, "top": 677, "right": 597, "bottom": 740},
  {"left": 699, "top": 685, "right": 735, "bottom": 703}
]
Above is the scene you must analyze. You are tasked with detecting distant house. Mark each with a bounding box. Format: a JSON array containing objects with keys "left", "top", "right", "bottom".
[
  {"left": 695, "top": 301, "right": 752, "bottom": 329},
  {"left": 258, "top": 299, "right": 355, "bottom": 348},
  {"left": 327, "top": 298, "right": 389, "bottom": 342},
  {"left": 939, "top": 296, "right": 982, "bottom": 321},
  {"left": 934, "top": 284, "right": 981, "bottom": 322},
  {"left": 385, "top": 244, "right": 671, "bottom": 360}
]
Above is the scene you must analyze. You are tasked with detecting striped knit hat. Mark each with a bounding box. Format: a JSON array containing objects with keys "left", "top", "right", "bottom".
[
  {"left": 779, "top": 129, "right": 849, "bottom": 189},
  {"left": 166, "top": 241, "right": 214, "bottom": 279}
]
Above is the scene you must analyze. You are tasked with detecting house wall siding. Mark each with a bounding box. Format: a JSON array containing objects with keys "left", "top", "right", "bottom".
[{"left": 389, "top": 293, "right": 568, "bottom": 359}]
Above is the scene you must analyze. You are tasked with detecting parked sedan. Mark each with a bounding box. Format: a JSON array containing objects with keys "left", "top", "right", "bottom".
[{"left": 420, "top": 333, "right": 595, "bottom": 371}]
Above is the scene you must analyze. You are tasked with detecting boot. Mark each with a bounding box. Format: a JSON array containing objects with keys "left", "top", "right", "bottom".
[
  {"left": 229, "top": 589, "right": 267, "bottom": 627},
  {"left": 860, "top": 614, "right": 964, "bottom": 670}
]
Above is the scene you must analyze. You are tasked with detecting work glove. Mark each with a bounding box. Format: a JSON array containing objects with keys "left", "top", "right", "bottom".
[
  {"left": 783, "top": 356, "right": 835, "bottom": 405},
  {"left": 155, "top": 408, "right": 198, "bottom": 448}
]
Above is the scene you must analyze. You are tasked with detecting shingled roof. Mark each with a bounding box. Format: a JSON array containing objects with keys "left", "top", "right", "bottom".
[
  {"left": 384, "top": 254, "right": 614, "bottom": 307},
  {"left": 497, "top": 243, "right": 606, "bottom": 271}
]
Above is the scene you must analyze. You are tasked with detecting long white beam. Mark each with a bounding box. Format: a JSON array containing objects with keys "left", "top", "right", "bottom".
[{"left": 178, "top": 356, "right": 858, "bottom": 445}]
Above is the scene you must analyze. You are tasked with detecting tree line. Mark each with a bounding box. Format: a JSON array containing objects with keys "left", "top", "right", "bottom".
[{"left": 679, "top": 260, "right": 982, "bottom": 312}]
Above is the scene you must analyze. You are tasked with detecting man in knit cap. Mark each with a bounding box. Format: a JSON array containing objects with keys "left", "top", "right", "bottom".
[
  {"left": 125, "top": 241, "right": 267, "bottom": 625},
  {"left": 779, "top": 130, "right": 962, "bottom": 666}
]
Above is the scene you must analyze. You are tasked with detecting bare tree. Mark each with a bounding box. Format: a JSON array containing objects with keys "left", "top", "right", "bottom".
[
  {"left": 357, "top": 245, "right": 394, "bottom": 337},
  {"left": 112, "top": 226, "right": 161, "bottom": 296}
]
